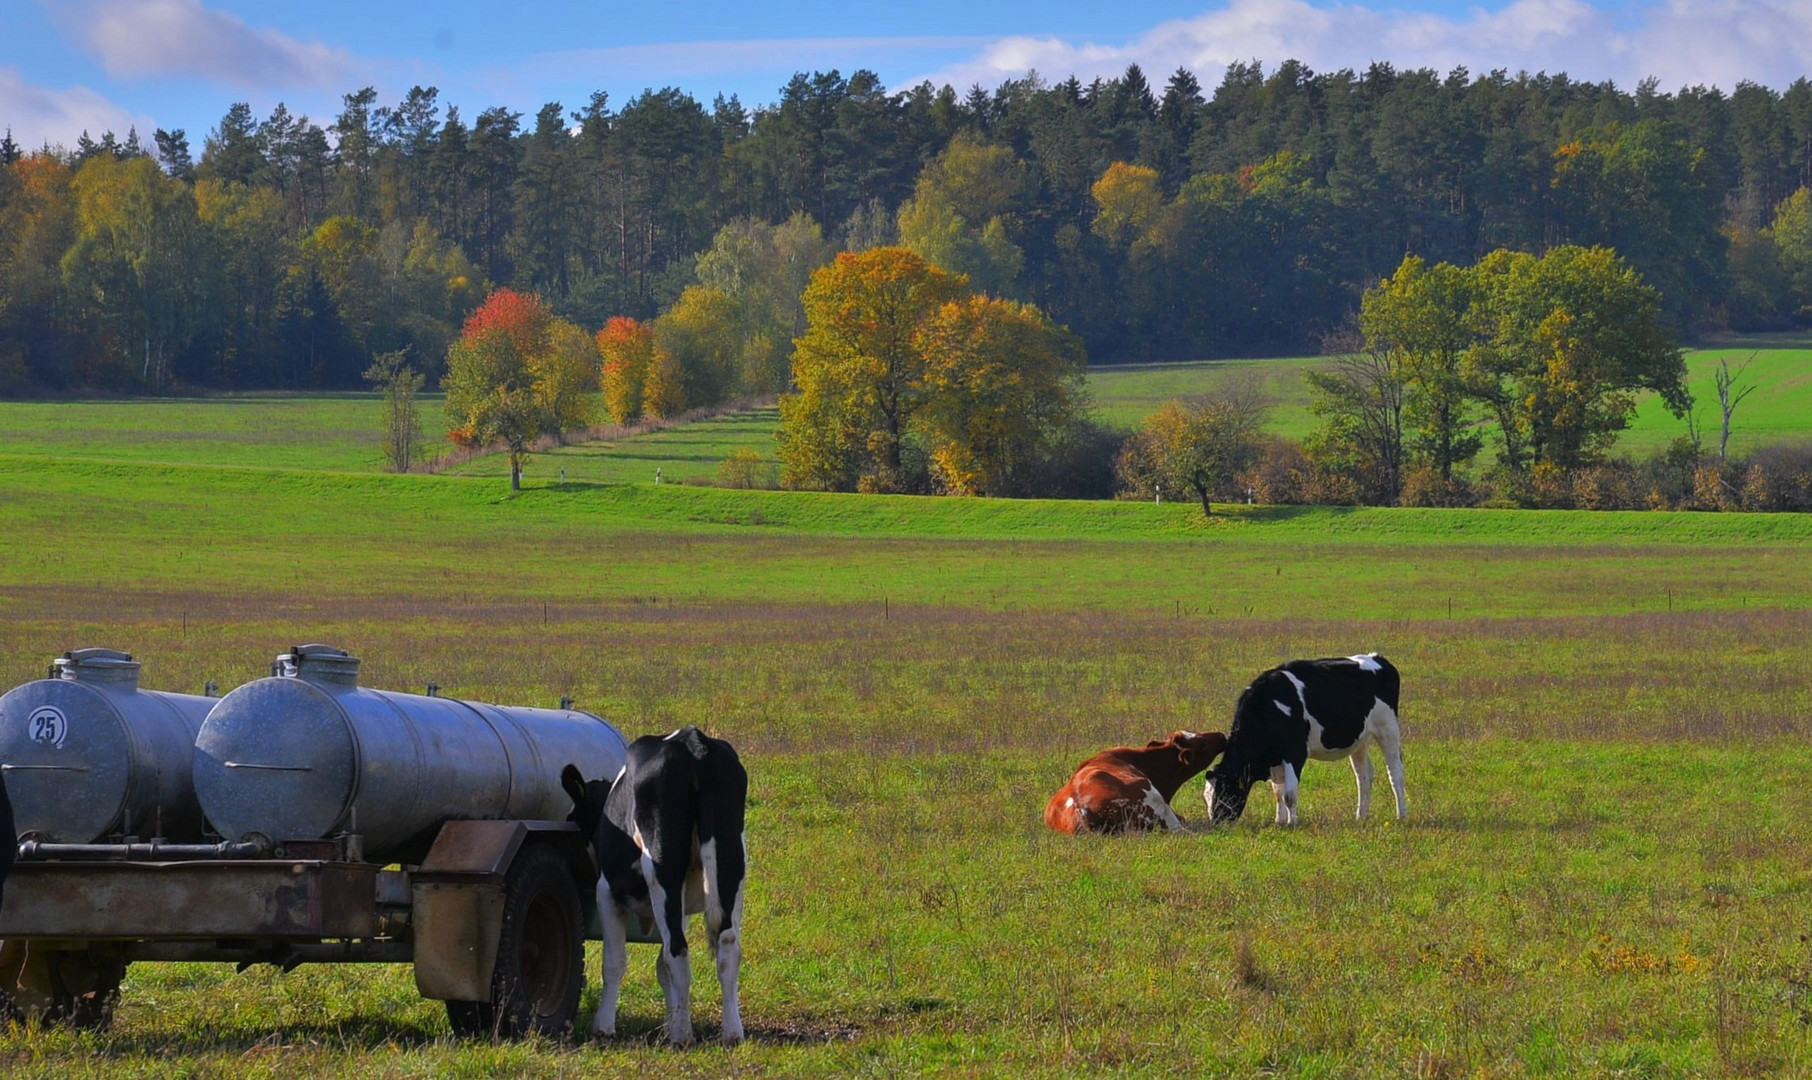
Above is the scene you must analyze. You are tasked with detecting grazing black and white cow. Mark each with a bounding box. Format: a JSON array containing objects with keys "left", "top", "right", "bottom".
[
  {"left": 1205, "top": 654, "right": 1405, "bottom": 825},
  {"left": 561, "top": 726, "right": 748, "bottom": 1046}
]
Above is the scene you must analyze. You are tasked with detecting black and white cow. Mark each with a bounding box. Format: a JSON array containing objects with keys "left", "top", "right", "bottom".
[
  {"left": 1204, "top": 653, "right": 1405, "bottom": 825},
  {"left": 561, "top": 726, "right": 748, "bottom": 1046}
]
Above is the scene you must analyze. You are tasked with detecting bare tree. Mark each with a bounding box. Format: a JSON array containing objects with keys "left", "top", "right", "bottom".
[
  {"left": 365, "top": 348, "right": 426, "bottom": 473},
  {"left": 1714, "top": 354, "right": 1757, "bottom": 462},
  {"left": 1304, "top": 346, "right": 1407, "bottom": 503}
]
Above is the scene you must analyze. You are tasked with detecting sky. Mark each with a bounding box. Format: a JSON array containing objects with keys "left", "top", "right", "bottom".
[{"left": 5, "top": 0, "right": 1812, "bottom": 152}]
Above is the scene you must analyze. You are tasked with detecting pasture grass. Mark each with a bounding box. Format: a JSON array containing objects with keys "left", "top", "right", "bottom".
[
  {"left": 0, "top": 595, "right": 1809, "bottom": 1077},
  {"left": 0, "top": 394, "right": 453, "bottom": 473},
  {"left": 1623, "top": 335, "right": 1812, "bottom": 455},
  {"left": 1086, "top": 355, "right": 1323, "bottom": 436},
  {"left": 0, "top": 435, "right": 1809, "bottom": 1075},
  {"left": 0, "top": 333, "right": 1803, "bottom": 489},
  {"left": 441, "top": 407, "right": 782, "bottom": 488},
  {"left": 3, "top": 456, "right": 1811, "bottom": 623}
]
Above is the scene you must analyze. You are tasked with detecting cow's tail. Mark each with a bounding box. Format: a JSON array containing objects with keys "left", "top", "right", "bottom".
[
  {"left": 1371, "top": 654, "right": 1401, "bottom": 714},
  {"left": 677, "top": 725, "right": 713, "bottom": 760}
]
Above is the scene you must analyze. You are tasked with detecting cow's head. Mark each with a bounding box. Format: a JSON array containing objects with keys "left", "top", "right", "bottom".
[
  {"left": 561, "top": 763, "right": 610, "bottom": 841},
  {"left": 1203, "top": 756, "right": 1256, "bottom": 824},
  {"left": 1170, "top": 730, "right": 1227, "bottom": 769}
]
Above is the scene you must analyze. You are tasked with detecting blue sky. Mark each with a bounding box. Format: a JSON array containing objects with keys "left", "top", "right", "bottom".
[{"left": 6, "top": 0, "right": 1812, "bottom": 151}]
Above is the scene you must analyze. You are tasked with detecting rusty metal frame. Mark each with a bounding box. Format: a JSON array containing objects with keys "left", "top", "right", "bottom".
[{"left": 0, "top": 860, "right": 380, "bottom": 940}]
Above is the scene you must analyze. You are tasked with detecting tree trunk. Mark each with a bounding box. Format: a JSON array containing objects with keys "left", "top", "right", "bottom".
[{"left": 1197, "top": 486, "right": 1213, "bottom": 517}]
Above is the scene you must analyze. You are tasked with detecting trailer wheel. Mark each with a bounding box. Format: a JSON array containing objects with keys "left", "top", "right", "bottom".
[
  {"left": 445, "top": 844, "right": 583, "bottom": 1039},
  {"left": 0, "top": 942, "right": 124, "bottom": 1030}
]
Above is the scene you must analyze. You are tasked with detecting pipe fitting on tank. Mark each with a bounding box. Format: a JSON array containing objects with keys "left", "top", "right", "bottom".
[
  {"left": 50, "top": 648, "right": 141, "bottom": 688},
  {"left": 276, "top": 644, "right": 362, "bottom": 686}
]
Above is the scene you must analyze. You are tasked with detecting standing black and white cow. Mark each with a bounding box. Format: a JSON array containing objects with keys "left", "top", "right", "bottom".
[
  {"left": 561, "top": 726, "right": 748, "bottom": 1046},
  {"left": 1204, "top": 653, "right": 1405, "bottom": 825}
]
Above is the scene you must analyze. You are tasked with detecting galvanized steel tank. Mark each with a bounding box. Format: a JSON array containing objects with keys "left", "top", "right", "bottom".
[
  {"left": 0, "top": 649, "right": 216, "bottom": 843},
  {"left": 193, "top": 645, "right": 628, "bottom": 863}
]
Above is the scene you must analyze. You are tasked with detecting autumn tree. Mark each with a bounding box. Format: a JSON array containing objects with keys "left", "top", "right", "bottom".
[
  {"left": 654, "top": 285, "right": 741, "bottom": 410},
  {"left": 642, "top": 347, "right": 688, "bottom": 418},
  {"left": 1304, "top": 346, "right": 1407, "bottom": 505},
  {"left": 443, "top": 287, "right": 592, "bottom": 488},
  {"left": 1117, "top": 379, "right": 1270, "bottom": 516},
  {"left": 60, "top": 154, "right": 206, "bottom": 390},
  {"left": 897, "top": 134, "right": 1027, "bottom": 298},
  {"left": 596, "top": 316, "right": 654, "bottom": 424},
  {"left": 534, "top": 319, "right": 599, "bottom": 439},
  {"left": 916, "top": 295, "right": 1084, "bottom": 495},
  {"left": 1358, "top": 255, "right": 1483, "bottom": 492},
  {"left": 692, "top": 213, "right": 832, "bottom": 393},
  {"left": 1469, "top": 245, "right": 1688, "bottom": 475},
  {"left": 776, "top": 248, "right": 967, "bottom": 492}
]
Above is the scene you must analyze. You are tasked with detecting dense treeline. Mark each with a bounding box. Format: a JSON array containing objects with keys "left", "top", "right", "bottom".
[{"left": 8, "top": 62, "right": 1812, "bottom": 393}]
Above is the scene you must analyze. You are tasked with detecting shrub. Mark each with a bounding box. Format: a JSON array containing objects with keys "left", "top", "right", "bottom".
[
  {"left": 717, "top": 448, "right": 770, "bottom": 490},
  {"left": 1738, "top": 443, "right": 1812, "bottom": 511},
  {"left": 1401, "top": 464, "right": 1477, "bottom": 508}
]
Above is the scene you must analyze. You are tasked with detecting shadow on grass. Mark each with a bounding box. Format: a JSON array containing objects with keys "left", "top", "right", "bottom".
[
  {"left": 10, "top": 1014, "right": 449, "bottom": 1056},
  {"left": 578, "top": 1011, "right": 864, "bottom": 1048},
  {"left": 1231, "top": 504, "right": 1358, "bottom": 524},
  {"left": 8, "top": 1009, "right": 867, "bottom": 1055}
]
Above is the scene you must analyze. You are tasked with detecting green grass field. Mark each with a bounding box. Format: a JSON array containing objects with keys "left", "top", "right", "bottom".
[
  {"left": 442, "top": 407, "right": 782, "bottom": 488},
  {"left": 0, "top": 443, "right": 1809, "bottom": 1076},
  {"left": 0, "top": 337, "right": 1809, "bottom": 1076},
  {"left": 0, "top": 335, "right": 1802, "bottom": 490},
  {"left": 1086, "top": 355, "right": 1323, "bottom": 436},
  {"left": 0, "top": 394, "right": 454, "bottom": 473},
  {"left": 1624, "top": 333, "right": 1812, "bottom": 455}
]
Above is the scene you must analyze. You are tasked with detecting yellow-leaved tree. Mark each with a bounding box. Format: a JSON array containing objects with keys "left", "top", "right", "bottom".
[
  {"left": 596, "top": 316, "right": 654, "bottom": 424},
  {"left": 916, "top": 295, "right": 1084, "bottom": 496},
  {"left": 777, "top": 246, "right": 1086, "bottom": 496},
  {"left": 777, "top": 247, "right": 967, "bottom": 492}
]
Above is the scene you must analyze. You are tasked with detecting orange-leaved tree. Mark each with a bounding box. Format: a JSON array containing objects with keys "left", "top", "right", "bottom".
[
  {"left": 596, "top": 316, "right": 655, "bottom": 424},
  {"left": 444, "top": 287, "right": 594, "bottom": 489}
]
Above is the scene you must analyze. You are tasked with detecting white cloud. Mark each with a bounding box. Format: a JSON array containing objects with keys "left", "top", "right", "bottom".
[
  {"left": 480, "top": 35, "right": 989, "bottom": 102},
  {"left": 915, "top": 0, "right": 1812, "bottom": 94},
  {"left": 53, "top": 0, "right": 361, "bottom": 90},
  {"left": 0, "top": 66, "right": 150, "bottom": 151}
]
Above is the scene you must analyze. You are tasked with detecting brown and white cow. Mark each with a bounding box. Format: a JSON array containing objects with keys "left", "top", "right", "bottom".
[{"left": 1045, "top": 731, "right": 1227, "bottom": 834}]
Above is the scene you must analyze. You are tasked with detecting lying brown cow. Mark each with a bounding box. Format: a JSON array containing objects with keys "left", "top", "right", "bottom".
[{"left": 1045, "top": 731, "right": 1228, "bottom": 834}]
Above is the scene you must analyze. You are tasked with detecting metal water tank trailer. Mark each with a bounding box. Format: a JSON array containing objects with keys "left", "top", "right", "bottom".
[
  {"left": 0, "top": 649, "right": 216, "bottom": 843},
  {"left": 193, "top": 645, "right": 628, "bottom": 863}
]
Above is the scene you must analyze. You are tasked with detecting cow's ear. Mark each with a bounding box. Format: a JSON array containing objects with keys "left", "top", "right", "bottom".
[{"left": 560, "top": 763, "right": 587, "bottom": 805}]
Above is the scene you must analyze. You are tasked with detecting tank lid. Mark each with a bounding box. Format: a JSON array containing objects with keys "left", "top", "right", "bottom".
[
  {"left": 51, "top": 648, "right": 141, "bottom": 687},
  {"left": 277, "top": 644, "right": 361, "bottom": 686}
]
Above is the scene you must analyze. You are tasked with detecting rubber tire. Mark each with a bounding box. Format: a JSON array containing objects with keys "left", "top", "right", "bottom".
[
  {"left": 446, "top": 845, "right": 584, "bottom": 1040},
  {"left": 0, "top": 943, "right": 125, "bottom": 1030},
  {"left": 49, "top": 948, "right": 125, "bottom": 1031}
]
